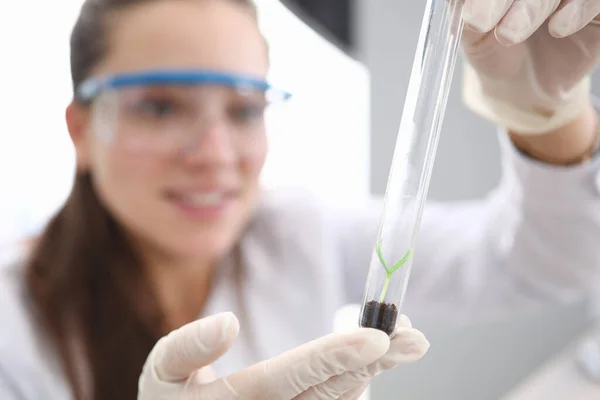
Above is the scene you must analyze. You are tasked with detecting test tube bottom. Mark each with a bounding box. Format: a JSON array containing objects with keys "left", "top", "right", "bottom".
[{"left": 360, "top": 300, "right": 398, "bottom": 336}]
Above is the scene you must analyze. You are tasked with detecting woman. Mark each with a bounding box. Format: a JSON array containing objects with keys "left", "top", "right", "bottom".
[{"left": 1, "top": 0, "right": 599, "bottom": 398}]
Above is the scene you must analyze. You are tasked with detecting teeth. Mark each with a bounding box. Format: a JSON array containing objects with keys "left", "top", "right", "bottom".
[{"left": 181, "top": 192, "right": 223, "bottom": 206}]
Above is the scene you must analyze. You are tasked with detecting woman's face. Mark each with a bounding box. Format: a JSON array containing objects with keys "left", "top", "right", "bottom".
[{"left": 71, "top": 0, "right": 269, "bottom": 263}]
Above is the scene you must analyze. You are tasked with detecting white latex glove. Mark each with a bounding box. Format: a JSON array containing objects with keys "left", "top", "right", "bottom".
[
  {"left": 138, "top": 312, "right": 429, "bottom": 400},
  {"left": 461, "top": 0, "right": 600, "bottom": 134}
]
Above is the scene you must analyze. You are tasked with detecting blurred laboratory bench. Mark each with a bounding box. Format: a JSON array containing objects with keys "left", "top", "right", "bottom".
[{"left": 502, "top": 325, "right": 600, "bottom": 400}]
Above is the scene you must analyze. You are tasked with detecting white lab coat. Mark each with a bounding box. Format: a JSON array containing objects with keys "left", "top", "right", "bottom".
[{"left": 2, "top": 114, "right": 600, "bottom": 398}]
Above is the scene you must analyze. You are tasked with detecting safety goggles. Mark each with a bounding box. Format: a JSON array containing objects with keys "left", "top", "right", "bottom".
[{"left": 76, "top": 69, "right": 292, "bottom": 155}]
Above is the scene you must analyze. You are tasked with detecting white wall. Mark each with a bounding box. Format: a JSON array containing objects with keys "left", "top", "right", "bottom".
[
  {"left": 0, "top": 2, "right": 79, "bottom": 245},
  {"left": 354, "top": 0, "right": 599, "bottom": 398},
  {"left": 255, "top": 0, "right": 370, "bottom": 202}
]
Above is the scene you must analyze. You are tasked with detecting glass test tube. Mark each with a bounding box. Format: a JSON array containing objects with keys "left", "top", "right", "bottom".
[{"left": 359, "top": 0, "right": 464, "bottom": 335}]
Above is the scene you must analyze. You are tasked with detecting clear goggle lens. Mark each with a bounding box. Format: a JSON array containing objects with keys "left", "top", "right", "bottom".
[{"left": 77, "top": 70, "right": 291, "bottom": 154}]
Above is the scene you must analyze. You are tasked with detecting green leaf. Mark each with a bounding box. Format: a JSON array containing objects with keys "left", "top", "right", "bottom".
[
  {"left": 375, "top": 243, "right": 412, "bottom": 302},
  {"left": 376, "top": 242, "right": 390, "bottom": 273},
  {"left": 390, "top": 249, "right": 412, "bottom": 273}
]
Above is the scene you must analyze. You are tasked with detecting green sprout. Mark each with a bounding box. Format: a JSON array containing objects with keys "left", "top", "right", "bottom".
[{"left": 375, "top": 243, "right": 412, "bottom": 302}]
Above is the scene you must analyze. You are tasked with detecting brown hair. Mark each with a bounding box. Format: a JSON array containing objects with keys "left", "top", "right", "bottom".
[{"left": 24, "top": 0, "right": 257, "bottom": 399}]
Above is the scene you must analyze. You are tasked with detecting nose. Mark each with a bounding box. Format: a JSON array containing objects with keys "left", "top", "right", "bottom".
[{"left": 179, "top": 119, "right": 237, "bottom": 166}]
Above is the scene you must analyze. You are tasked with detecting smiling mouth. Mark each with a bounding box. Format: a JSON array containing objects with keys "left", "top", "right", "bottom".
[
  {"left": 176, "top": 191, "right": 225, "bottom": 206},
  {"left": 165, "top": 189, "right": 237, "bottom": 217}
]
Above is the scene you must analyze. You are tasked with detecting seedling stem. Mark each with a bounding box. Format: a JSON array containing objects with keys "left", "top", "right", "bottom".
[{"left": 375, "top": 243, "right": 411, "bottom": 302}]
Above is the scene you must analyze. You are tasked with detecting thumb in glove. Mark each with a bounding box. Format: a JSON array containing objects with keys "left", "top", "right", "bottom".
[{"left": 137, "top": 311, "right": 239, "bottom": 399}]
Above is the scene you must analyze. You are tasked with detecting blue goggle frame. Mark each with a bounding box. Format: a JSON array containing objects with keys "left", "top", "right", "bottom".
[{"left": 76, "top": 69, "right": 292, "bottom": 103}]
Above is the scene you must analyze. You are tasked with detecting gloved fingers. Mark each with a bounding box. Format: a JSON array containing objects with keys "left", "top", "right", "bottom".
[
  {"left": 383, "top": 326, "right": 430, "bottom": 367},
  {"left": 293, "top": 325, "right": 430, "bottom": 400},
  {"left": 337, "top": 383, "right": 370, "bottom": 400},
  {"left": 153, "top": 312, "right": 240, "bottom": 382},
  {"left": 463, "top": 0, "right": 513, "bottom": 33},
  {"left": 494, "top": 0, "right": 562, "bottom": 45},
  {"left": 189, "top": 366, "right": 217, "bottom": 385},
  {"left": 549, "top": 0, "right": 600, "bottom": 38},
  {"left": 204, "top": 328, "right": 390, "bottom": 399},
  {"left": 137, "top": 313, "right": 239, "bottom": 400},
  {"left": 396, "top": 313, "right": 412, "bottom": 328},
  {"left": 291, "top": 370, "right": 371, "bottom": 400},
  {"left": 461, "top": 0, "right": 514, "bottom": 53},
  {"left": 359, "top": 326, "right": 429, "bottom": 379}
]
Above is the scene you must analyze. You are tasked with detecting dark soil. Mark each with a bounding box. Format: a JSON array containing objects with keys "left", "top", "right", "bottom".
[{"left": 360, "top": 300, "right": 398, "bottom": 336}]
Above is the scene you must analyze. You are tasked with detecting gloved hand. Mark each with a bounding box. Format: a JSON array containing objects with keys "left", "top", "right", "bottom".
[
  {"left": 461, "top": 0, "right": 600, "bottom": 135},
  {"left": 138, "top": 311, "right": 429, "bottom": 400}
]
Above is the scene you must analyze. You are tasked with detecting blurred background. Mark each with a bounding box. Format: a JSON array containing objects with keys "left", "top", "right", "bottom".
[{"left": 1, "top": 0, "right": 599, "bottom": 398}]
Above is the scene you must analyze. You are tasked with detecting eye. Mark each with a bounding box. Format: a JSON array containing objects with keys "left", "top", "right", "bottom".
[
  {"left": 229, "top": 103, "right": 266, "bottom": 124},
  {"left": 127, "top": 97, "right": 181, "bottom": 119}
]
